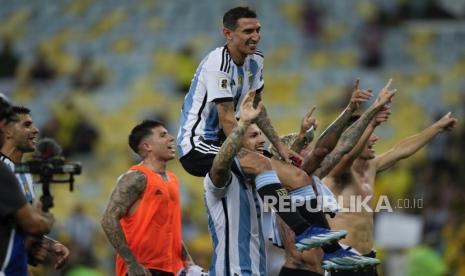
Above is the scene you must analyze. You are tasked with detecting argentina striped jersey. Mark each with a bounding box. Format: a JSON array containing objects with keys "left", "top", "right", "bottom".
[
  {"left": 204, "top": 160, "right": 267, "bottom": 276},
  {"left": 177, "top": 46, "right": 264, "bottom": 158},
  {"left": 0, "top": 155, "right": 35, "bottom": 203}
]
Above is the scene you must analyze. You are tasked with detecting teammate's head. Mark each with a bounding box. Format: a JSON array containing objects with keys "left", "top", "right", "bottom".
[
  {"left": 129, "top": 120, "right": 175, "bottom": 160},
  {"left": 223, "top": 7, "right": 261, "bottom": 56},
  {"left": 268, "top": 130, "right": 315, "bottom": 159},
  {"left": 2, "top": 106, "right": 39, "bottom": 153},
  {"left": 223, "top": 7, "right": 257, "bottom": 30},
  {"left": 243, "top": 123, "right": 265, "bottom": 154}
]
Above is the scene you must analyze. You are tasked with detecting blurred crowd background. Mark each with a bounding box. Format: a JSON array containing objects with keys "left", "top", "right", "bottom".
[{"left": 0, "top": 0, "right": 464, "bottom": 275}]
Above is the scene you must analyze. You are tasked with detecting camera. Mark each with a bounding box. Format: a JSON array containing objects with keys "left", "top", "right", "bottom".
[
  {"left": 15, "top": 138, "right": 82, "bottom": 211},
  {"left": 15, "top": 158, "right": 81, "bottom": 176}
]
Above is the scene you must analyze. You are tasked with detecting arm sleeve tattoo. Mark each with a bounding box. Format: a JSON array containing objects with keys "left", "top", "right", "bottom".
[
  {"left": 252, "top": 92, "right": 282, "bottom": 149},
  {"left": 315, "top": 104, "right": 382, "bottom": 178},
  {"left": 100, "top": 170, "right": 147, "bottom": 267},
  {"left": 210, "top": 123, "right": 247, "bottom": 187}
]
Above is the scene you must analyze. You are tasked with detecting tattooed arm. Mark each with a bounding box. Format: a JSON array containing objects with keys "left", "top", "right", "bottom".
[
  {"left": 100, "top": 171, "right": 150, "bottom": 276},
  {"left": 299, "top": 108, "right": 355, "bottom": 174},
  {"left": 314, "top": 79, "right": 397, "bottom": 178},
  {"left": 253, "top": 92, "right": 299, "bottom": 163},
  {"left": 329, "top": 106, "right": 391, "bottom": 176},
  {"left": 270, "top": 110, "right": 316, "bottom": 162},
  {"left": 300, "top": 80, "right": 372, "bottom": 174},
  {"left": 209, "top": 122, "right": 247, "bottom": 187},
  {"left": 210, "top": 92, "right": 263, "bottom": 187},
  {"left": 253, "top": 92, "right": 281, "bottom": 149},
  {"left": 290, "top": 106, "right": 317, "bottom": 154}
]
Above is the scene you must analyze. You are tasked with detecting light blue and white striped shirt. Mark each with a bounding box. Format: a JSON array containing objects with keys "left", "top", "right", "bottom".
[
  {"left": 204, "top": 160, "right": 267, "bottom": 276},
  {"left": 177, "top": 46, "right": 264, "bottom": 158},
  {"left": 0, "top": 154, "right": 35, "bottom": 203}
]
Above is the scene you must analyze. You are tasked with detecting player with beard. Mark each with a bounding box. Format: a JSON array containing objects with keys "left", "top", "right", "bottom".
[
  {"left": 1, "top": 106, "right": 69, "bottom": 271},
  {"left": 176, "top": 6, "right": 363, "bottom": 252},
  {"left": 0, "top": 98, "right": 55, "bottom": 276}
]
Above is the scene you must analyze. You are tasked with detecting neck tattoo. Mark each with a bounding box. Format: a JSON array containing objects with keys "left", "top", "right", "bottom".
[{"left": 157, "top": 172, "right": 169, "bottom": 181}]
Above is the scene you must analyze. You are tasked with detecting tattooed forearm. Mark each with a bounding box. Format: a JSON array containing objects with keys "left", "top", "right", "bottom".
[
  {"left": 314, "top": 150, "right": 344, "bottom": 178},
  {"left": 313, "top": 106, "right": 354, "bottom": 155},
  {"left": 100, "top": 171, "right": 147, "bottom": 266},
  {"left": 210, "top": 123, "right": 247, "bottom": 187},
  {"left": 315, "top": 105, "right": 381, "bottom": 178},
  {"left": 300, "top": 107, "right": 354, "bottom": 175},
  {"left": 253, "top": 93, "right": 281, "bottom": 148}
]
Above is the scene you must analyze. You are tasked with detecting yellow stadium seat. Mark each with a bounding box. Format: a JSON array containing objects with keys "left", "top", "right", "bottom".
[
  {"left": 88, "top": 9, "right": 127, "bottom": 38},
  {"left": 65, "top": 0, "right": 93, "bottom": 16},
  {"left": 111, "top": 36, "right": 135, "bottom": 54}
]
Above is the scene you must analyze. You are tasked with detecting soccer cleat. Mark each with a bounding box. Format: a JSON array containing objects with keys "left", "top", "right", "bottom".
[
  {"left": 295, "top": 225, "right": 347, "bottom": 251},
  {"left": 322, "top": 248, "right": 381, "bottom": 271}
]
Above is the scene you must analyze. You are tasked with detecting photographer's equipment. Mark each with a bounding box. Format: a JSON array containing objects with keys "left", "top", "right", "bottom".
[{"left": 15, "top": 138, "right": 81, "bottom": 212}]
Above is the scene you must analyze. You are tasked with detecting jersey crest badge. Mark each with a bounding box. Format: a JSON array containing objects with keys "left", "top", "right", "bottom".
[{"left": 219, "top": 78, "right": 228, "bottom": 89}]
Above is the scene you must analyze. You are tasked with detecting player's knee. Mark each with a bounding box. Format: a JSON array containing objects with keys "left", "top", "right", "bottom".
[{"left": 277, "top": 165, "right": 311, "bottom": 190}]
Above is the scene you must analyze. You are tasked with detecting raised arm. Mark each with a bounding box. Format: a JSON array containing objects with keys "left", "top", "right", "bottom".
[
  {"left": 374, "top": 112, "right": 457, "bottom": 172},
  {"left": 290, "top": 106, "right": 317, "bottom": 154},
  {"left": 210, "top": 91, "right": 263, "bottom": 187},
  {"left": 300, "top": 79, "right": 373, "bottom": 174},
  {"left": 329, "top": 105, "right": 391, "bottom": 176},
  {"left": 314, "top": 80, "right": 372, "bottom": 153},
  {"left": 313, "top": 79, "right": 396, "bottom": 178},
  {"left": 100, "top": 171, "right": 151, "bottom": 276}
]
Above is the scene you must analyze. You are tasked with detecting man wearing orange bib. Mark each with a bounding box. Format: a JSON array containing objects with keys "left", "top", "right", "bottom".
[{"left": 101, "top": 120, "right": 194, "bottom": 276}]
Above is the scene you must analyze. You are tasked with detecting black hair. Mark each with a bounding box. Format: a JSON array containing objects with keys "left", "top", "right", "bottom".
[
  {"left": 6, "top": 106, "right": 31, "bottom": 124},
  {"left": 223, "top": 6, "right": 257, "bottom": 30},
  {"left": 128, "top": 120, "right": 165, "bottom": 155}
]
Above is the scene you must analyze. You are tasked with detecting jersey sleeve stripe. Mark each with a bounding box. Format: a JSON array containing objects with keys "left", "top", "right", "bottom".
[
  {"left": 189, "top": 94, "right": 208, "bottom": 148},
  {"left": 220, "top": 47, "right": 227, "bottom": 72},
  {"left": 226, "top": 55, "right": 232, "bottom": 73},
  {"left": 212, "top": 97, "right": 233, "bottom": 103},
  {"left": 221, "top": 198, "right": 231, "bottom": 276}
]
